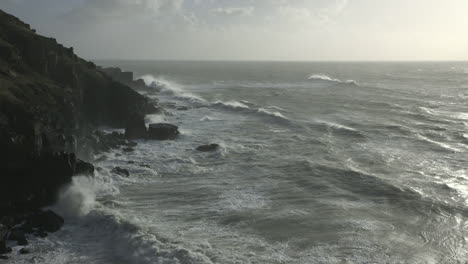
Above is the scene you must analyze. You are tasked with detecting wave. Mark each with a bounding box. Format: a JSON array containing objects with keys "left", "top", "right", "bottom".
[
  {"left": 416, "top": 134, "right": 462, "bottom": 153},
  {"left": 49, "top": 172, "right": 215, "bottom": 264},
  {"left": 308, "top": 74, "right": 358, "bottom": 85},
  {"left": 311, "top": 120, "right": 366, "bottom": 139},
  {"left": 212, "top": 100, "right": 290, "bottom": 122},
  {"left": 138, "top": 74, "right": 207, "bottom": 104}
]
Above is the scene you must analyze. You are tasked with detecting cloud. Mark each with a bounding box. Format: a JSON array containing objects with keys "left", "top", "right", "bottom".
[
  {"left": 211, "top": 6, "right": 254, "bottom": 16},
  {"left": 66, "top": 0, "right": 185, "bottom": 20}
]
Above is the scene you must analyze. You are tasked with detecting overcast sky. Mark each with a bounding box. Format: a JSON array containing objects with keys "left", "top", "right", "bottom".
[{"left": 1, "top": 0, "right": 467, "bottom": 61}]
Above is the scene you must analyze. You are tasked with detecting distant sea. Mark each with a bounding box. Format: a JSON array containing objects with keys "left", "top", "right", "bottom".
[{"left": 16, "top": 61, "right": 468, "bottom": 264}]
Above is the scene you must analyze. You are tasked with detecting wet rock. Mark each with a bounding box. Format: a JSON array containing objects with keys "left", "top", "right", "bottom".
[
  {"left": 34, "top": 229, "right": 47, "bottom": 238},
  {"left": 25, "top": 210, "right": 64, "bottom": 233},
  {"left": 177, "top": 106, "right": 189, "bottom": 111},
  {"left": 196, "top": 144, "right": 220, "bottom": 152},
  {"left": 122, "top": 147, "right": 134, "bottom": 152},
  {"left": 125, "top": 114, "right": 147, "bottom": 139},
  {"left": 0, "top": 224, "right": 11, "bottom": 255},
  {"left": 74, "top": 159, "right": 95, "bottom": 176},
  {"left": 111, "top": 167, "right": 130, "bottom": 177},
  {"left": 125, "top": 141, "right": 138, "bottom": 147},
  {"left": 9, "top": 228, "right": 27, "bottom": 246},
  {"left": 147, "top": 123, "right": 179, "bottom": 140},
  {"left": 19, "top": 248, "right": 31, "bottom": 254}
]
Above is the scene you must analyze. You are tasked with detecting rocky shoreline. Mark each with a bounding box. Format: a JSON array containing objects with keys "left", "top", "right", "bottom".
[
  {"left": 0, "top": 8, "right": 221, "bottom": 260},
  {"left": 0, "top": 8, "right": 183, "bottom": 260}
]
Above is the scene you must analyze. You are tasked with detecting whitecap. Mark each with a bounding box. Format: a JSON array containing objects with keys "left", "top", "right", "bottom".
[
  {"left": 308, "top": 74, "right": 357, "bottom": 85},
  {"left": 137, "top": 74, "right": 207, "bottom": 104}
]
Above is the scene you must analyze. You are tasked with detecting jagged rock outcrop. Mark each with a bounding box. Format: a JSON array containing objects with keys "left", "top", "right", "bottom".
[
  {"left": 75, "top": 159, "right": 95, "bottom": 176},
  {"left": 0, "top": 9, "right": 155, "bottom": 212},
  {"left": 99, "top": 66, "right": 149, "bottom": 91},
  {"left": 147, "top": 123, "right": 180, "bottom": 140}
]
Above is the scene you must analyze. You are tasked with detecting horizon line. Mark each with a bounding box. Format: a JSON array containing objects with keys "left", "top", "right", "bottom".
[{"left": 92, "top": 58, "right": 468, "bottom": 63}]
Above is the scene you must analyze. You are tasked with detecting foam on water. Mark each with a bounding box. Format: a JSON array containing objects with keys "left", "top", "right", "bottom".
[
  {"left": 53, "top": 61, "right": 468, "bottom": 263},
  {"left": 308, "top": 74, "right": 358, "bottom": 85},
  {"left": 212, "top": 100, "right": 289, "bottom": 121},
  {"left": 138, "top": 74, "right": 207, "bottom": 104}
]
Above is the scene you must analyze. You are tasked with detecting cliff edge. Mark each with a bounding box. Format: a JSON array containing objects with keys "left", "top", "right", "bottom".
[{"left": 0, "top": 9, "right": 154, "bottom": 213}]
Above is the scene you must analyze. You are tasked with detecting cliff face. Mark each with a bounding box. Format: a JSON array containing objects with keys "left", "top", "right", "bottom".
[{"left": 0, "top": 9, "right": 152, "bottom": 212}]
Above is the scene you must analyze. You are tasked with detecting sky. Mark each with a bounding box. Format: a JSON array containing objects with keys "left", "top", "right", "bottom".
[{"left": 1, "top": 0, "right": 467, "bottom": 61}]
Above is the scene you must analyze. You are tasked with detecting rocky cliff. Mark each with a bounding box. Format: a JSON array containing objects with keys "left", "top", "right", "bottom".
[{"left": 0, "top": 9, "right": 154, "bottom": 213}]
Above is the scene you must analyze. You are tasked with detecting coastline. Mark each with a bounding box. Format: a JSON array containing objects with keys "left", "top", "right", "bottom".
[{"left": 0, "top": 9, "right": 173, "bottom": 260}]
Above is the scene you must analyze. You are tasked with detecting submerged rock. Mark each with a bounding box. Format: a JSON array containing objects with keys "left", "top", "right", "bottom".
[
  {"left": 196, "top": 144, "right": 220, "bottom": 152},
  {"left": 111, "top": 167, "right": 130, "bottom": 177},
  {"left": 177, "top": 106, "right": 189, "bottom": 111},
  {"left": 147, "top": 123, "right": 179, "bottom": 140},
  {"left": 19, "top": 248, "right": 30, "bottom": 254},
  {"left": 122, "top": 147, "right": 134, "bottom": 152}
]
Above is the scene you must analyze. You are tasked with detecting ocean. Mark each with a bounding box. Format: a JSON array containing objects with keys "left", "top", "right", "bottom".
[{"left": 12, "top": 61, "right": 468, "bottom": 264}]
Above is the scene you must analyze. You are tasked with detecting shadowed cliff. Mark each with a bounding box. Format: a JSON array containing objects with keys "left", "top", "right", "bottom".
[{"left": 0, "top": 9, "right": 155, "bottom": 212}]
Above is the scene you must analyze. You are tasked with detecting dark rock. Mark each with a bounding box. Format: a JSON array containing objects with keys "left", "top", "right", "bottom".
[
  {"left": 140, "top": 163, "right": 151, "bottom": 169},
  {"left": 34, "top": 229, "right": 47, "bottom": 238},
  {"left": 0, "top": 224, "right": 11, "bottom": 255},
  {"left": 127, "top": 161, "right": 135, "bottom": 164},
  {"left": 95, "top": 155, "right": 107, "bottom": 162},
  {"left": 147, "top": 123, "right": 179, "bottom": 140},
  {"left": 125, "top": 114, "right": 147, "bottom": 139},
  {"left": 196, "top": 144, "right": 220, "bottom": 152},
  {"left": 122, "top": 147, "right": 134, "bottom": 152},
  {"left": 74, "top": 159, "right": 95, "bottom": 176},
  {"left": 25, "top": 210, "right": 64, "bottom": 233},
  {"left": 9, "top": 228, "right": 28, "bottom": 246},
  {"left": 111, "top": 167, "right": 130, "bottom": 177},
  {"left": 125, "top": 141, "right": 138, "bottom": 147},
  {"left": 177, "top": 106, "right": 189, "bottom": 111},
  {"left": 0, "top": 9, "right": 156, "bottom": 212},
  {"left": 19, "top": 248, "right": 31, "bottom": 254}
]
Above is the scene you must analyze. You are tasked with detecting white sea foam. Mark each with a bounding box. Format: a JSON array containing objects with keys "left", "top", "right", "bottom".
[
  {"left": 212, "top": 100, "right": 289, "bottom": 121},
  {"left": 416, "top": 134, "right": 461, "bottom": 153},
  {"left": 138, "top": 74, "right": 207, "bottom": 104},
  {"left": 308, "top": 74, "right": 357, "bottom": 85}
]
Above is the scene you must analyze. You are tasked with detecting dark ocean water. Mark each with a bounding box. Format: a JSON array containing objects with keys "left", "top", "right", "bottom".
[{"left": 10, "top": 61, "right": 468, "bottom": 264}]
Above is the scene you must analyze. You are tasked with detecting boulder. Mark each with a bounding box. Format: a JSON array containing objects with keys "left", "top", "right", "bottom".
[
  {"left": 74, "top": 159, "right": 95, "bottom": 176},
  {"left": 196, "top": 144, "right": 220, "bottom": 152},
  {"left": 147, "top": 123, "right": 179, "bottom": 140},
  {"left": 19, "top": 248, "right": 31, "bottom": 254},
  {"left": 111, "top": 167, "right": 130, "bottom": 177},
  {"left": 25, "top": 210, "right": 64, "bottom": 233},
  {"left": 125, "top": 114, "right": 147, "bottom": 139}
]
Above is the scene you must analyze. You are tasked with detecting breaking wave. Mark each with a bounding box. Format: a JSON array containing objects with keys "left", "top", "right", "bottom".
[
  {"left": 138, "top": 74, "right": 207, "bottom": 104},
  {"left": 212, "top": 100, "right": 289, "bottom": 121},
  {"left": 308, "top": 74, "right": 358, "bottom": 85},
  {"left": 49, "top": 170, "right": 215, "bottom": 264}
]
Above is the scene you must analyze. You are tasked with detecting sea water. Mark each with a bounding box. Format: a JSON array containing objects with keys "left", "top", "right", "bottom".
[{"left": 10, "top": 61, "right": 468, "bottom": 264}]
